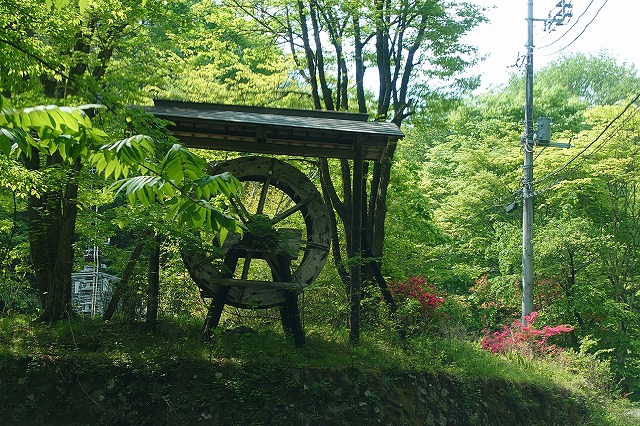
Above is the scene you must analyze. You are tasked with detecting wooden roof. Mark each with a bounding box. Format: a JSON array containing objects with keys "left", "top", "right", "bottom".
[{"left": 143, "top": 100, "right": 403, "bottom": 161}]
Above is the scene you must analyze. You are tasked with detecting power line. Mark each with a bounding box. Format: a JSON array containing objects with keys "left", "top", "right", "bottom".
[
  {"left": 537, "top": 0, "right": 595, "bottom": 50},
  {"left": 535, "top": 107, "right": 640, "bottom": 195},
  {"left": 542, "top": 0, "right": 609, "bottom": 57},
  {"left": 533, "top": 93, "right": 640, "bottom": 191}
]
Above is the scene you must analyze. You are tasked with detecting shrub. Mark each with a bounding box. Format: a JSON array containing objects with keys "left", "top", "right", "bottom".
[
  {"left": 469, "top": 274, "right": 520, "bottom": 332},
  {"left": 481, "top": 311, "right": 573, "bottom": 357},
  {"left": 389, "top": 276, "right": 445, "bottom": 335}
]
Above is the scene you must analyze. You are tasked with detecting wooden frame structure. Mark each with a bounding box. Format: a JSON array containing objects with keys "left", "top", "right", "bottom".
[{"left": 144, "top": 99, "right": 403, "bottom": 343}]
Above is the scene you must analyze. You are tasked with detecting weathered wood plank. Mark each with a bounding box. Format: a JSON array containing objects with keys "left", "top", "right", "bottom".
[{"left": 202, "top": 278, "right": 301, "bottom": 291}]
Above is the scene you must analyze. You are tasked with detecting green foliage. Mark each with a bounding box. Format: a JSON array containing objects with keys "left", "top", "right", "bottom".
[
  {"left": 0, "top": 305, "right": 628, "bottom": 424},
  {"left": 243, "top": 214, "right": 277, "bottom": 250},
  {"left": 2, "top": 0, "right": 640, "bottom": 412},
  {"left": 93, "top": 138, "right": 244, "bottom": 237},
  {"left": 388, "top": 276, "right": 445, "bottom": 336},
  {"left": 536, "top": 52, "right": 640, "bottom": 106},
  {"left": 0, "top": 104, "right": 107, "bottom": 159},
  {"left": 383, "top": 156, "right": 446, "bottom": 279},
  {"left": 409, "top": 53, "right": 640, "bottom": 397},
  {"left": 154, "top": 0, "right": 300, "bottom": 107},
  {"left": 42, "top": 0, "right": 144, "bottom": 12},
  {"left": 0, "top": 101, "right": 244, "bottom": 323},
  {"left": 0, "top": 102, "right": 243, "bottom": 237}
]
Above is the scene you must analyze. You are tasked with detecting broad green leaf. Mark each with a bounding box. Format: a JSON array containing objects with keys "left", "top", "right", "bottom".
[
  {"left": 0, "top": 127, "right": 26, "bottom": 156},
  {"left": 104, "top": 157, "right": 117, "bottom": 179},
  {"left": 14, "top": 111, "right": 31, "bottom": 129},
  {"left": 70, "top": 141, "right": 83, "bottom": 160},
  {"left": 218, "top": 226, "right": 229, "bottom": 245},
  {"left": 58, "top": 137, "right": 68, "bottom": 159},
  {"left": 28, "top": 109, "right": 53, "bottom": 130},
  {"left": 90, "top": 128, "right": 109, "bottom": 139},
  {"left": 52, "top": 108, "right": 80, "bottom": 133},
  {"left": 73, "top": 108, "right": 96, "bottom": 129},
  {"left": 47, "top": 138, "right": 58, "bottom": 155}
]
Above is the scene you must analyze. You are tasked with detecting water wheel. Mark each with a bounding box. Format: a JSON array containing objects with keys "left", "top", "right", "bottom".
[{"left": 182, "top": 156, "right": 331, "bottom": 345}]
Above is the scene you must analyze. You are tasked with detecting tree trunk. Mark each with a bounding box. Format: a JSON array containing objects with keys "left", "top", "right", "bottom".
[
  {"left": 26, "top": 152, "right": 81, "bottom": 323},
  {"left": 353, "top": 16, "right": 367, "bottom": 114},
  {"left": 103, "top": 230, "right": 151, "bottom": 321},
  {"left": 46, "top": 165, "right": 80, "bottom": 321},
  {"left": 369, "top": 140, "right": 397, "bottom": 258},
  {"left": 319, "top": 159, "right": 349, "bottom": 291},
  {"left": 297, "top": 0, "right": 321, "bottom": 109},
  {"left": 145, "top": 233, "right": 161, "bottom": 332}
]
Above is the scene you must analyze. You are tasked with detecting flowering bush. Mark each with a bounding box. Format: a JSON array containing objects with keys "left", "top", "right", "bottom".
[
  {"left": 469, "top": 274, "right": 520, "bottom": 331},
  {"left": 390, "top": 276, "right": 445, "bottom": 318},
  {"left": 481, "top": 311, "right": 573, "bottom": 357},
  {"left": 388, "top": 276, "right": 446, "bottom": 335}
]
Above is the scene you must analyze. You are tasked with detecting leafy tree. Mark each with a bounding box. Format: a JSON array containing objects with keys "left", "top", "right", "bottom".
[
  {"left": 414, "top": 53, "right": 640, "bottom": 393},
  {"left": 0, "top": 105, "right": 110, "bottom": 322},
  {"left": 535, "top": 52, "right": 640, "bottom": 107},
  {"left": 512, "top": 101, "right": 639, "bottom": 393},
  {"left": 0, "top": 104, "right": 242, "bottom": 322},
  {"left": 0, "top": 0, "right": 160, "bottom": 104},
  {"left": 227, "top": 0, "right": 486, "bottom": 341},
  {"left": 149, "top": 0, "right": 301, "bottom": 107},
  {"left": 0, "top": 0, "right": 304, "bottom": 324}
]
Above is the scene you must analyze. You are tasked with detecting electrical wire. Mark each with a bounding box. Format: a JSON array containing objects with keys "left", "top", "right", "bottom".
[
  {"left": 536, "top": 109, "right": 639, "bottom": 195},
  {"left": 537, "top": 0, "right": 595, "bottom": 50},
  {"left": 534, "top": 93, "right": 639, "bottom": 185},
  {"left": 533, "top": 94, "right": 640, "bottom": 193},
  {"left": 533, "top": 145, "right": 547, "bottom": 161},
  {"left": 541, "top": 0, "right": 609, "bottom": 57}
]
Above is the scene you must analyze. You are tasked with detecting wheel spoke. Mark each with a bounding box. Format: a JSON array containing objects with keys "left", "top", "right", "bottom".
[
  {"left": 240, "top": 253, "right": 253, "bottom": 280},
  {"left": 256, "top": 159, "right": 274, "bottom": 215},
  {"left": 230, "top": 196, "right": 251, "bottom": 223},
  {"left": 186, "top": 156, "right": 330, "bottom": 309},
  {"left": 271, "top": 194, "right": 318, "bottom": 225},
  {"left": 301, "top": 240, "right": 330, "bottom": 251}
]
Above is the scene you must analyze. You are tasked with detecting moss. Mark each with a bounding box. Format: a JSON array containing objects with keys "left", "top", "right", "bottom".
[
  {"left": 0, "top": 355, "right": 601, "bottom": 425},
  {"left": 243, "top": 214, "right": 278, "bottom": 251}
]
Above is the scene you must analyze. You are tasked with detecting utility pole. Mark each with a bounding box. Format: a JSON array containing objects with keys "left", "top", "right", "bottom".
[
  {"left": 521, "top": 0, "right": 573, "bottom": 323},
  {"left": 522, "top": 0, "right": 535, "bottom": 322}
]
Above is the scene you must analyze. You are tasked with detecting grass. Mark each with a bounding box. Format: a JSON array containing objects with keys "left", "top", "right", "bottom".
[
  {"left": 1, "top": 312, "right": 637, "bottom": 425},
  {"left": 0, "top": 313, "right": 610, "bottom": 382}
]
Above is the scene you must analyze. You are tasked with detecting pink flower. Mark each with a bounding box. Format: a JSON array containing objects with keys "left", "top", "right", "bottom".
[
  {"left": 390, "top": 276, "right": 446, "bottom": 319},
  {"left": 480, "top": 312, "right": 573, "bottom": 357}
]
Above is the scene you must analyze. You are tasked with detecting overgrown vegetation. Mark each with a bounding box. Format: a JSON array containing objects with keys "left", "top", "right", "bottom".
[
  {"left": 1, "top": 0, "right": 640, "bottom": 422},
  {"left": 0, "top": 313, "right": 636, "bottom": 425}
]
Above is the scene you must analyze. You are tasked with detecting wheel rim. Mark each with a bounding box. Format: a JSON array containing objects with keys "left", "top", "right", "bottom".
[{"left": 183, "top": 156, "right": 331, "bottom": 308}]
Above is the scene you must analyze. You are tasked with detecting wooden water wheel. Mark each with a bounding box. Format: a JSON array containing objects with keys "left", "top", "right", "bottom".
[{"left": 182, "top": 156, "right": 331, "bottom": 345}]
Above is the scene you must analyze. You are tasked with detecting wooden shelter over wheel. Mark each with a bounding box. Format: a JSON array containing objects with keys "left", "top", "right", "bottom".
[{"left": 145, "top": 100, "right": 403, "bottom": 346}]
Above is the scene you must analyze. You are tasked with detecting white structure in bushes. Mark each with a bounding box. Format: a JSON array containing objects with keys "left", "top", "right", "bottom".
[{"left": 71, "top": 266, "right": 119, "bottom": 316}]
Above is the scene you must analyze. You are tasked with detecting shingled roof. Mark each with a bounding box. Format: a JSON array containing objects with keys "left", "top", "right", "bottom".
[{"left": 143, "top": 99, "right": 403, "bottom": 161}]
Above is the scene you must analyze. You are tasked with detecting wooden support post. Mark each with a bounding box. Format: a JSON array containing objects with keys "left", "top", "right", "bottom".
[
  {"left": 350, "top": 137, "right": 364, "bottom": 344},
  {"left": 270, "top": 254, "right": 305, "bottom": 347},
  {"left": 203, "top": 285, "right": 230, "bottom": 340},
  {"left": 282, "top": 291, "right": 305, "bottom": 347},
  {"left": 279, "top": 304, "right": 292, "bottom": 335},
  {"left": 203, "top": 252, "right": 239, "bottom": 340}
]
